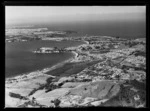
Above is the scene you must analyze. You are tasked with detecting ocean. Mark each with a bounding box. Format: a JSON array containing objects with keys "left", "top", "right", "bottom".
[
  {"left": 37, "top": 20, "right": 146, "bottom": 38},
  {"left": 5, "top": 40, "right": 85, "bottom": 78}
]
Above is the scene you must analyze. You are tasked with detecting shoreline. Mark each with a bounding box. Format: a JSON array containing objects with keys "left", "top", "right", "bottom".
[
  {"left": 6, "top": 52, "right": 75, "bottom": 82},
  {"left": 5, "top": 40, "right": 87, "bottom": 82}
]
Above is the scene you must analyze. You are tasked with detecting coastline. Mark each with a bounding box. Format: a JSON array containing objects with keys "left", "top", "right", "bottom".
[
  {"left": 5, "top": 37, "right": 146, "bottom": 108},
  {"left": 5, "top": 41, "right": 85, "bottom": 82},
  {"left": 6, "top": 52, "right": 74, "bottom": 81}
]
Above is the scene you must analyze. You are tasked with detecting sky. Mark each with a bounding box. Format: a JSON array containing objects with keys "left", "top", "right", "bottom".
[{"left": 6, "top": 6, "right": 146, "bottom": 26}]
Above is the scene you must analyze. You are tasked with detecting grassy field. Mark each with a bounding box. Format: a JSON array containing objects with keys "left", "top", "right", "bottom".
[{"left": 46, "top": 60, "right": 100, "bottom": 77}]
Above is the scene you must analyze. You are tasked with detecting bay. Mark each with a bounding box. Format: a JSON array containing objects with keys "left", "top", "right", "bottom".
[{"left": 5, "top": 40, "right": 85, "bottom": 78}]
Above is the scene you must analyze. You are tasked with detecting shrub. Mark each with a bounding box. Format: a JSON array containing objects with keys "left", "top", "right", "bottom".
[
  {"left": 137, "top": 90, "right": 146, "bottom": 103},
  {"left": 58, "top": 82, "right": 64, "bottom": 87},
  {"left": 45, "top": 84, "right": 59, "bottom": 93},
  {"left": 38, "top": 84, "right": 45, "bottom": 90},
  {"left": 28, "top": 88, "right": 37, "bottom": 96},
  {"left": 9, "top": 92, "right": 21, "bottom": 99},
  {"left": 81, "top": 79, "right": 92, "bottom": 82},
  {"left": 46, "top": 77, "right": 53, "bottom": 84},
  {"left": 52, "top": 99, "right": 61, "bottom": 107},
  {"left": 129, "top": 80, "right": 146, "bottom": 91},
  {"left": 118, "top": 85, "right": 135, "bottom": 102},
  {"left": 9, "top": 92, "right": 28, "bottom": 100}
]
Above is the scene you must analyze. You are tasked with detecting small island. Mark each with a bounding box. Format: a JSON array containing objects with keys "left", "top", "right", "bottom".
[{"left": 32, "top": 47, "right": 75, "bottom": 54}]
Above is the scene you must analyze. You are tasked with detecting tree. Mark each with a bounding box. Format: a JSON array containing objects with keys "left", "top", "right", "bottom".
[
  {"left": 54, "top": 47, "right": 58, "bottom": 50},
  {"left": 51, "top": 99, "right": 61, "bottom": 107},
  {"left": 115, "top": 74, "right": 120, "bottom": 80}
]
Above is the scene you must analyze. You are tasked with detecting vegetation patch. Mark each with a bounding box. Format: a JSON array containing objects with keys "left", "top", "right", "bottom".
[
  {"left": 100, "top": 81, "right": 146, "bottom": 107},
  {"left": 47, "top": 61, "right": 100, "bottom": 77},
  {"left": 9, "top": 92, "right": 28, "bottom": 100}
]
